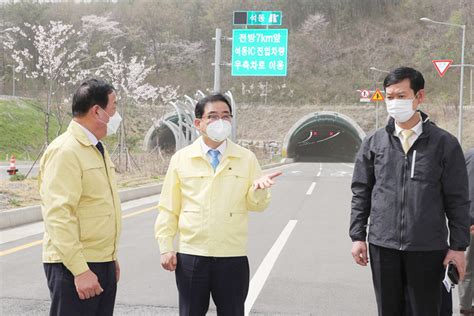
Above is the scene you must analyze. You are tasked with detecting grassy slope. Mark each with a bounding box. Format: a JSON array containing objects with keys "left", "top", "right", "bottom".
[{"left": 0, "top": 98, "right": 68, "bottom": 160}]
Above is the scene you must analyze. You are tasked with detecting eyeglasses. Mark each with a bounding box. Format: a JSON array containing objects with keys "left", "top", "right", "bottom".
[{"left": 203, "top": 114, "right": 233, "bottom": 122}]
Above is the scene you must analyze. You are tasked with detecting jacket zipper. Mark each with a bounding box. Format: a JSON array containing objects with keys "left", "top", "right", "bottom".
[{"left": 400, "top": 154, "right": 408, "bottom": 250}]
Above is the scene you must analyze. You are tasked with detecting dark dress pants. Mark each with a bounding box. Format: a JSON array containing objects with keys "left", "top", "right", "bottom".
[
  {"left": 175, "top": 253, "right": 250, "bottom": 316},
  {"left": 369, "top": 244, "right": 447, "bottom": 316},
  {"left": 44, "top": 261, "right": 117, "bottom": 316},
  {"left": 440, "top": 286, "right": 453, "bottom": 316}
]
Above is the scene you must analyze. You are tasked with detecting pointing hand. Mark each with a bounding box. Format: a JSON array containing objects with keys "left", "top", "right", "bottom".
[{"left": 253, "top": 171, "right": 282, "bottom": 190}]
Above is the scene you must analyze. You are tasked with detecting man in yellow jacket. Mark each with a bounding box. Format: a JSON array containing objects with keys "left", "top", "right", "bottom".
[
  {"left": 155, "top": 93, "right": 281, "bottom": 316},
  {"left": 39, "top": 79, "right": 122, "bottom": 316}
]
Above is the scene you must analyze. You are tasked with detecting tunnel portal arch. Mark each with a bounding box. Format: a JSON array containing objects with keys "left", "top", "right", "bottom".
[
  {"left": 143, "top": 113, "right": 187, "bottom": 154},
  {"left": 282, "top": 111, "right": 366, "bottom": 163}
]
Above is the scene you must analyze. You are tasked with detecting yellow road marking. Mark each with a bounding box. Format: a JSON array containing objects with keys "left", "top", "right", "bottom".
[
  {"left": 0, "top": 240, "right": 43, "bottom": 256},
  {"left": 122, "top": 206, "right": 157, "bottom": 218},
  {"left": 0, "top": 205, "right": 158, "bottom": 257}
]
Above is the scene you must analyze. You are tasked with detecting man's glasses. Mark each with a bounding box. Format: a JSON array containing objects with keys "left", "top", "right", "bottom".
[{"left": 203, "top": 114, "right": 233, "bottom": 122}]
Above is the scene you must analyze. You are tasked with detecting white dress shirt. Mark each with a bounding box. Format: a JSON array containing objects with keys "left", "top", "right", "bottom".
[
  {"left": 76, "top": 121, "right": 99, "bottom": 146},
  {"left": 394, "top": 115, "right": 423, "bottom": 148},
  {"left": 200, "top": 138, "right": 227, "bottom": 164}
]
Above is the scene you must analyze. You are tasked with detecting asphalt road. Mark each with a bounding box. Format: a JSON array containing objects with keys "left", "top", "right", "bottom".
[{"left": 0, "top": 162, "right": 461, "bottom": 315}]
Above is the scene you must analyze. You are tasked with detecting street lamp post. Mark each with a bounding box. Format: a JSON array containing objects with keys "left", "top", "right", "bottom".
[
  {"left": 421, "top": 17, "right": 466, "bottom": 145},
  {"left": 369, "top": 67, "right": 389, "bottom": 130},
  {"left": 450, "top": 64, "right": 474, "bottom": 108}
]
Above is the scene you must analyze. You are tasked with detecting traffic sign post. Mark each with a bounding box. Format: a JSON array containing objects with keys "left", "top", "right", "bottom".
[
  {"left": 432, "top": 59, "right": 453, "bottom": 77},
  {"left": 370, "top": 89, "right": 384, "bottom": 130},
  {"left": 370, "top": 88, "right": 384, "bottom": 102},
  {"left": 211, "top": 11, "right": 286, "bottom": 142},
  {"left": 359, "top": 89, "right": 371, "bottom": 102},
  {"left": 231, "top": 29, "right": 288, "bottom": 76}
]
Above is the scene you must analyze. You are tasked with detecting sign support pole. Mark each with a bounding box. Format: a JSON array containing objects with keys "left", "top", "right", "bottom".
[
  {"left": 213, "top": 28, "right": 222, "bottom": 93},
  {"left": 375, "top": 101, "right": 379, "bottom": 130}
]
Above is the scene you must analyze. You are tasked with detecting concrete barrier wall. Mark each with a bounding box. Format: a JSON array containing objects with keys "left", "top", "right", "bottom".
[
  {"left": 0, "top": 205, "right": 43, "bottom": 230},
  {"left": 0, "top": 184, "right": 162, "bottom": 230},
  {"left": 0, "top": 163, "right": 284, "bottom": 230}
]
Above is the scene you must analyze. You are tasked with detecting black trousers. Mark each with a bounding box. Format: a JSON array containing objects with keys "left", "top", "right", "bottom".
[
  {"left": 44, "top": 261, "right": 117, "bottom": 316},
  {"left": 369, "top": 244, "right": 447, "bottom": 316},
  {"left": 175, "top": 253, "right": 250, "bottom": 316},
  {"left": 440, "top": 286, "right": 453, "bottom": 316}
]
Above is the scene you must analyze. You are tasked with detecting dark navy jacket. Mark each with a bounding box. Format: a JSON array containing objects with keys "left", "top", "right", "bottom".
[
  {"left": 350, "top": 111, "right": 470, "bottom": 251},
  {"left": 466, "top": 149, "right": 474, "bottom": 225}
]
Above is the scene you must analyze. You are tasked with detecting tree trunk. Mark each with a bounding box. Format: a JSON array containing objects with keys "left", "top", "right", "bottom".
[{"left": 44, "top": 78, "right": 54, "bottom": 145}]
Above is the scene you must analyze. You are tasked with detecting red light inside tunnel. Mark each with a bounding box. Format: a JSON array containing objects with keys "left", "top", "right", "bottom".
[
  {"left": 328, "top": 131, "right": 335, "bottom": 136},
  {"left": 312, "top": 131, "right": 318, "bottom": 136}
]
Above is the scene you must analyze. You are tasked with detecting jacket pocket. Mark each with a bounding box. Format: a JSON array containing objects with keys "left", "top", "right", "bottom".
[
  {"left": 178, "top": 208, "right": 203, "bottom": 243},
  {"left": 219, "top": 172, "right": 250, "bottom": 204},
  {"left": 82, "top": 165, "right": 110, "bottom": 199},
  {"left": 373, "top": 149, "right": 387, "bottom": 179},
  {"left": 77, "top": 206, "right": 112, "bottom": 243},
  {"left": 221, "top": 209, "right": 248, "bottom": 247},
  {"left": 410, "top": 152, "right": 441, "bottom": 183},
  {"left": 179, "top": 171, "right": 211, "bottom": 193},
  {"left": 78, "top": 205, "right": 111, "bottom": 218}
]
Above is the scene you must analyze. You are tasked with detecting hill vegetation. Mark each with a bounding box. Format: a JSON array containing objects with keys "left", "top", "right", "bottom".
[
  {"left": 0, "top": 0, "right": 473, "bottom": 157},
  {"left": 0, "top": 98, "right": 66, "bottom": 159}
]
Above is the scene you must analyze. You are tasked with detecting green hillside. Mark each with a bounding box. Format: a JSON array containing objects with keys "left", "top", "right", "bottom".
[{"left": 0, "top": 98, "right": 68, "bottom": 160}]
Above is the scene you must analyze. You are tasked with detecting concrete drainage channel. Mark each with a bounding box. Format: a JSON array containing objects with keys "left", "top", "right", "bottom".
[{"left": 0, "top": 162, "right": 287, "bottom": 230}]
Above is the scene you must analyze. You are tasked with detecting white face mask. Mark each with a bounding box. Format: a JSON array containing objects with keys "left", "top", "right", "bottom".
[
  {"left": 99, "top": 108, "right": 122, "bottom": 136},
  {"left": 385, "top": 99, "right": 416, "bottom": 123},
  {"left": 205, "top": 119, "right": 232, "bottom": 142}
]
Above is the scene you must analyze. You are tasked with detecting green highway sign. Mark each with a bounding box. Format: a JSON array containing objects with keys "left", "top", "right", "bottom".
[
  {"left": 231, "top": 29, "right": 288, "bottom": 76},
  {"left": 233, "top": 11, "right": 282, "bottom": 26}
]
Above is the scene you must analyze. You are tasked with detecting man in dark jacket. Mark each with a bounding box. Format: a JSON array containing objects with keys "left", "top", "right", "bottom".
[
  {"left": 349, "top": 67, "right": 470, "bottom": 316},
  {"left": 459, "top": 149, "right": 474, "bottom": 315}
]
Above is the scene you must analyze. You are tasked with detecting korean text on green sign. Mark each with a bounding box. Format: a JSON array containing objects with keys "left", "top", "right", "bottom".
[
  {"left": 231, "top": 29, "right": 288, "bottom": 77},
  {"left": 233, "top": 11, "right": 282, "bottom": 26}
]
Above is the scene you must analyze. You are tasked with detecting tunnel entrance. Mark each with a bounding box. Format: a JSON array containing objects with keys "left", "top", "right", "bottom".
[
  {"left": 146, "top": 123, "right": 176, "bottom": 154},
  {"left": 282, "top": 111, "right": 366, "bottom": 163},
  {"left": 143, "top": 114, "right": 182, "bottom": 154}
]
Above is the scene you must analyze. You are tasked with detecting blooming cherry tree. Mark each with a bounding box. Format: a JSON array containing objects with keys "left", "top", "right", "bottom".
[
  {"left": 3, "top": 21, "right": 88, "bottom": 143},
  {"left": 94, "top": 43, "right": 178, "bottom": 171}
]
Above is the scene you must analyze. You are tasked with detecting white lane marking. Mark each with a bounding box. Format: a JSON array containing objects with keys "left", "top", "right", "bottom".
[
  {"left": 330, "top": 171, "right": 353, "bottom": 177},
  {"left": 342, "top": 163, "right": 354, "bottom": 169},
  {"left": 306, "top": 182, "right": 316, "bottom": 195},
  {"left": 317, "top": 163, "right": 322, "bottom": 177},
  {"left": 290, "top": 170, "right": 301, "bottom": 174},
  {"left": 245, "top": 220, "right": 298, "bottom": 315}
]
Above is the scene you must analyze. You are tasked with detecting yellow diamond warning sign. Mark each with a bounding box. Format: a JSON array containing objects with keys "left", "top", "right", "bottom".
[{"left": 371, "top": 88, "right": 384, "bottom": 102}]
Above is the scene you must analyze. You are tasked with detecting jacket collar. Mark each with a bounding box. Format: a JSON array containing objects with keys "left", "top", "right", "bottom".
[
  {"left": 385, "top": 110, "right": 431, "bottom": 137},
  {"left": 189, "top": 136, "right": 242, "bottom": 159},
  {"left": 68, "top": 120, "right": 94, "bottom": 147}
]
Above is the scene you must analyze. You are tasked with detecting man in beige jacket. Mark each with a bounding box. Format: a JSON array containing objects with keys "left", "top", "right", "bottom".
[
  {"left": 39, "top": 79, "right": 122, "bottom": 316},
  {"left": 155, "top": 94, "right": 281, "bottom": 316}
]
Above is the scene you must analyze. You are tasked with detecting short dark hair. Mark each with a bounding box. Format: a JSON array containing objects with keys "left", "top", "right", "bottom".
[
  {"left": 383, "top": 67, "right": 425, "bottom": 94},
  {"left": 72, "top": 79, "right": 115, "bottom": 117},
  {"left": 195, "top": 94, "right": 232, "bottom": 119}
]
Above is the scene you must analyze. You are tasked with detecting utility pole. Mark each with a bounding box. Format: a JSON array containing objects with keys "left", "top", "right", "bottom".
[
  {"left": 213, "top": 28, "right": 222, "bottom": 93},
  {"left": 212, "top": 28, "right": 237, "bottom": 142}
]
